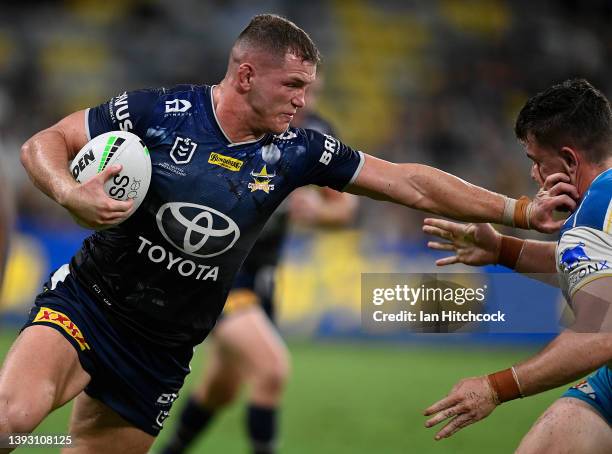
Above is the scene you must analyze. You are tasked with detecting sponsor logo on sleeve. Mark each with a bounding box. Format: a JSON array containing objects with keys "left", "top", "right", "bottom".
[
  {"left": 208, "top": 152, "right": 243, "bottom": 171},
  {"left": 559, "top": 242, "right": 590, "bottom": 272},
  {"left": 33, "top": 307, "right": 90, "bottom": 350},
  {"left": 110, "top": 91, "right": 133, "bottom": 131},
  {"left": 319, "top": 134, "right": 339, "bottom": 165}
]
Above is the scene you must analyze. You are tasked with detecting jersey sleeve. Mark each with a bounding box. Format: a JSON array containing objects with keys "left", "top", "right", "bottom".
[
  {"left": 86, "top": 88, "right": 162, "bottom": 140},
  {"left": 557, "top": 226, "right": 612, "bottom": 297},
  {"left": 301, "top": 129, "right": 365, "bottom": 191}
]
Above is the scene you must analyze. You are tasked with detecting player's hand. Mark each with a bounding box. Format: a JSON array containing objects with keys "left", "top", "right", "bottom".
[
  {"left": 423, "top": 219, "right": 501, "bottom": 266},
  {"left": 529, "top": 173, "right": 579, "bottom": 233},
  {"left": 424, "top": 376, "right": 498, "bottom": 440},
  {"left": 61, "top": 164, "right": 134, "bottom": 229}
]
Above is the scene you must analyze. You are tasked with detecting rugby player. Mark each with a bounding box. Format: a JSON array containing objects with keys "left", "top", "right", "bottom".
[
  {"left": 161, "top": 101, "right": 357, "bottom": 454},
  {"left": 422, "top": 79, "right": 612, "bottom": 453},
  {"left": 10, "top": 14, "right": 573, "bottom": 454}
]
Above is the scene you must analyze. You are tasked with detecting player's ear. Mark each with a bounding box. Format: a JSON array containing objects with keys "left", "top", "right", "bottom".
[
  {"left": 559, "top": 146, "right": 579, "bottom": 176},
  {"left": 236, "top": 63, "right": 254, "bottom": 92}
]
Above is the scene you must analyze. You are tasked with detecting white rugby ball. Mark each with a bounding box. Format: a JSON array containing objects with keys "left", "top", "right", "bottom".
[{"left": 70, "top": 131, "right": 152, "bottom": 215}]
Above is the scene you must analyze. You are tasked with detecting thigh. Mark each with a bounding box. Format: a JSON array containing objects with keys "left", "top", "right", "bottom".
[
  {"left": 214, "top": 306, "right": 288, "bottom": 375},
  {"left": 0, "top": 325, "right": 90, "bottom": 431},
  {"left": 516, "top": 397, "right": 612, "bottom": 454},
  {"left": 192, "top": 339, "right": 243, "bottom": 406},
  {"left": 64, "top": 392, "right": 154, "bottom": 454}
]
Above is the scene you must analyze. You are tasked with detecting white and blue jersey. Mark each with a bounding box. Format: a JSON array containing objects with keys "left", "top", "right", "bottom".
[
  {"left": 557, "top": 168, "right": 612, "bottom": 423},
  {"left": 73, "top": 84, "right": 364, "bottom": 348},
  {"left": 557, "top": 169, "right": 612, "bottom": 300}
]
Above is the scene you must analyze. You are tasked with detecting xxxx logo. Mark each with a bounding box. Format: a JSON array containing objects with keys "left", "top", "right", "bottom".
[{"left": 33, "top": 307, "right": 90, "bottom": 351}]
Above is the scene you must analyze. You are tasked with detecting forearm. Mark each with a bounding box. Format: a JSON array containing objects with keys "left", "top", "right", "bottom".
[
  {"left": 20, "top": 128, "right": 79, "bottom": 206},
  {"left": 515, "top": 331, "right": 612, "bottom": 396},
  {"left": 396, "top": 163, "right": 506, "bottom": 223}
]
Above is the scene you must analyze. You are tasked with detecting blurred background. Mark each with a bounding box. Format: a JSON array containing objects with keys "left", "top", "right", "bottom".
[{"left": 0, "top": 0, "right": 611, "bottom": 452}]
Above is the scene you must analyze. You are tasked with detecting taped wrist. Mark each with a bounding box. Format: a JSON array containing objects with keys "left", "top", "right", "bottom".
[
  {"left": 502, "top": 196, "right": 532, "bottom": 229},
  {"left": 498, "top": 236, "right": 525, "bottom": 269},
  {"left": 487, "top": 367, "right": 523, "bottom": 403}
]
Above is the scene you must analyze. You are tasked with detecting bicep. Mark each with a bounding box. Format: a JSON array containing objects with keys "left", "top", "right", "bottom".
[
  {"left": 49, "top": 110, "right": 90, "bottom": 159},
  {"left": 345, "top": 154, "right": 404, "bottom": 201}
]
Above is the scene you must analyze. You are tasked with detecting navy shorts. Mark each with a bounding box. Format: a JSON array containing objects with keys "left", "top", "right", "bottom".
[
  {"left": 222, "top": 265, "right": 276, "bottom": 322},
  {"left": 562, "top": 366, "right": 612, "bottom": 425},
  {"left": 21, "top": 264, "right": 193, "bottom": 436}
]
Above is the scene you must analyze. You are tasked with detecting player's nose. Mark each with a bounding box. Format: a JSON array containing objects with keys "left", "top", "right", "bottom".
[{"left": 292, "top": 89, "right": 306, "bottom": 108}]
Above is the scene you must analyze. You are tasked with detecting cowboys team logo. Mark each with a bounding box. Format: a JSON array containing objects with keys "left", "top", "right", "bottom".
[
  {"left": 156, "top": 202, "right": 240, "bottom": 258},
  {"left": 248, "top": 165, "right": 276, "bottom": 193},
  {"left": 170, "top": 137, "right": 198, "bottom": 165}
]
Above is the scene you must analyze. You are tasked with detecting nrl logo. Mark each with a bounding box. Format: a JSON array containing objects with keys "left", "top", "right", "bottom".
[{"left": 248, "top": 165, "right": 275, "bottom": 193}]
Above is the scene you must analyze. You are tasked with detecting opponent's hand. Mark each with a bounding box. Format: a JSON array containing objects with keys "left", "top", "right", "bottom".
[
  {"left": 423, "top": 219, "right": 501, "bottom": 266},
  {"left": 61, "top": 165, "right": 134, "bottom": 229},
  {"left": 528, "top": 173, "right": 579, "bottom": 233},
  {"left": 424, "top": 376, "right": 498, "bottom": 440}
]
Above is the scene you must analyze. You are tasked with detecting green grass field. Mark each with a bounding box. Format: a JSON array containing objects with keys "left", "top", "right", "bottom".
[{"left": 0, "top": 330, "right": 564, "bottom": 453}]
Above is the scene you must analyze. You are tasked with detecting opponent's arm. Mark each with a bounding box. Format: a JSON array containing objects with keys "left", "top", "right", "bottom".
[
  {"left": 422, "top": 218, "right": 557, "bottom": 275},
  {"left": 423, "top": 277, "right": 612, "bottom": 440},
  {"left": 21, "top": 110, "right": 133, "bottom": 229},
  {"left": 289, "top": 186, "right": 358, "bottom": 227},
  {"left": 346, "top": 155, "right": 577, "bottom": 233}
]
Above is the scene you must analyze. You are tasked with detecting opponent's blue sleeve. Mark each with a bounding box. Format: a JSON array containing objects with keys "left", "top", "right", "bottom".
[
  {"left": 302, "top": 129, "right": 365, "bottom": 191},
  {"left": 86, "top": 88, "right": 162, "bottom": 140}
]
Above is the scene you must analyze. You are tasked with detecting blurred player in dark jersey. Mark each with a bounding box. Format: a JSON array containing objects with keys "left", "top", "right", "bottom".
[
  {"left": 10, "top": 14, "right": 572, "bottom": 454},
  {"left": 161, "top": 79, "right": 357, "bottom": 454}
]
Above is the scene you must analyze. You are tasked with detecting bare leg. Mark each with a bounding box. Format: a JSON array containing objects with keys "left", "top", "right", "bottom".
[
  {"left": 0, "top": 325, "right": 91, "bottom": 453},
  {"left": 64, "top": 392, "right": 155, "bottom": 454},
  {"left": 516, "top": 397, "right": 612, "bottom": 454}
]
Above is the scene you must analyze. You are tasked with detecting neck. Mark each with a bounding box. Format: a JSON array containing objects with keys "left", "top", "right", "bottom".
[
  {"left": 577, "top": 157, "right": 612, "bottom": 197},
  {"left": 212, "top": 82, "right": 263, "bottom": 143}
]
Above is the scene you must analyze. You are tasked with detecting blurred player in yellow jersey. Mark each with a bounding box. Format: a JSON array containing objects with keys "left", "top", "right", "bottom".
[
  {"left": 160, "top": 80, "right": 357, "bottom": 454},
  {"left": 0, "top": 161, "right": 13, "bottom": 301}
]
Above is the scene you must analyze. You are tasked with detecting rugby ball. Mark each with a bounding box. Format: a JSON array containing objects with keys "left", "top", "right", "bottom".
[{"left": 70, "top": 131, "right": 152, "bottom": 215}]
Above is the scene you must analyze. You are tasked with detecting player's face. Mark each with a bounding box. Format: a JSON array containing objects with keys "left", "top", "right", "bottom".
[
  {"left": 250, "top": 53, "right": 317, "bottom": 134},
  {"left": 524, "top": 138, "right": 568, "bottom": 187}
]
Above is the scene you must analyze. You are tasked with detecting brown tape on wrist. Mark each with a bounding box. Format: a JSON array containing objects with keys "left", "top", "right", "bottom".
[
  {"left": 513, "top": 196, "right": 531, "bottom": 229},
  {"left": 498, "top": 236, "right": 525, "bottom": 269},
  {"left": 487, "top": 368, "right": 521, "bottom": 403}
]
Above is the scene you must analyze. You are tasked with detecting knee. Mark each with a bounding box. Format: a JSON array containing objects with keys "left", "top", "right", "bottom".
[
  {"left": 196, "top": 377, "right": 241, "bottom": 409},
  {"left": 0, "top": 395, "right": 47, "bottom": 434},
  {"left": 255, "top": 350, "right": 291, "bottom": 395}
]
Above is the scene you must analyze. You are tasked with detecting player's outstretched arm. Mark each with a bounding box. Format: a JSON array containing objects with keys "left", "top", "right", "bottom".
[
  {"left": 346, "top": 155, "right": 578, "bottom": 233},
  {"left": 21, "top": 110, "right": 133, "bottom": 229},
  {"left": 423, "top": 277, "right": 612, "bottom": 440},
  {"left": 422, "top": 218, "right": 557, "bottom": 275}
]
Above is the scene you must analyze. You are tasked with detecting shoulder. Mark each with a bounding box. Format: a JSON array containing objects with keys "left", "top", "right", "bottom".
[{"left": 561, "top": 169, "right": 612, "bottom": 236}]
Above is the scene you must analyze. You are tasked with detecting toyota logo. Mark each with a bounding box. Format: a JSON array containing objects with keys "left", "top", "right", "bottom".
[{"left": 156, "top": 202, "right": 240, "bottom": 258}]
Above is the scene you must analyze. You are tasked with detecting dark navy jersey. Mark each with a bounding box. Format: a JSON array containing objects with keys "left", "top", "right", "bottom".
[
  {"left": 242, "top": 111, "right": 337, "bottom": 271},
  {"left": 74, "top": 84, "right": 364, "bottom": 347}
]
